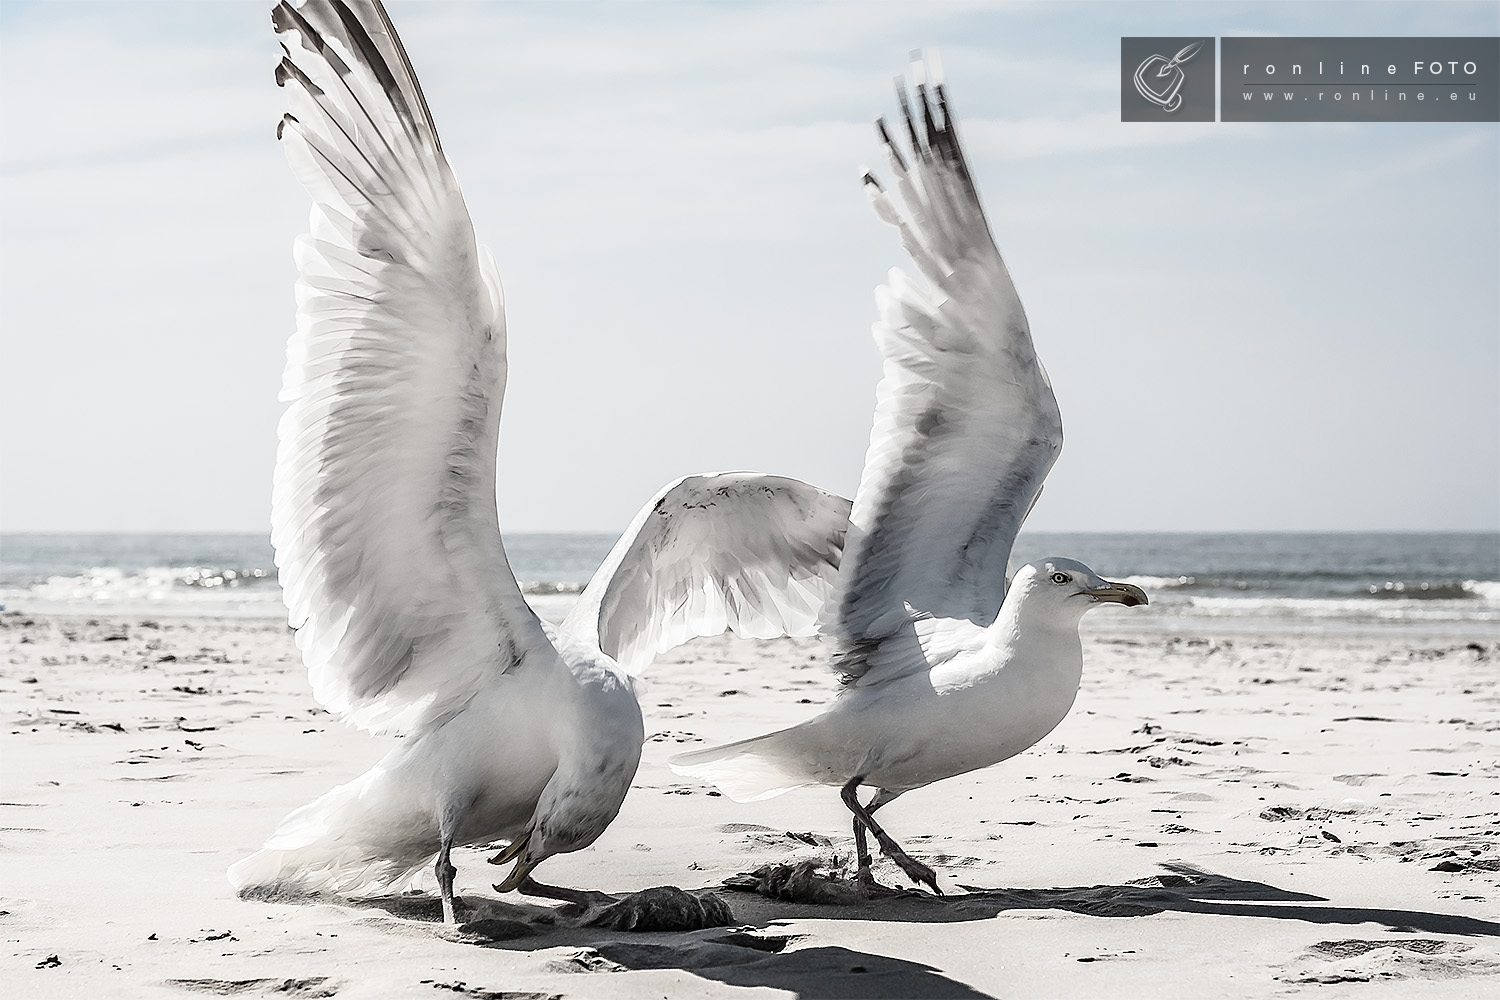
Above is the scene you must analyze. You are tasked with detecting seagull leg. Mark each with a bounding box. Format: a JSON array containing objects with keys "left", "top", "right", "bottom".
[
  {"left": 852, "top": 814, "right": 874, "bottom": 887},
  {"left": 840, "top": 777, "right": 939, "bottom": 895},
  {"left": 436, "top": 803, "right": 465, "bottom": 924},
  {"left": 852, "top": 787, "right": 904, "bottom": 892},
  {"left": 849, "top": 785, "right": 886, "bottom": 889},
  {"left": 435, "top": 833, "right": 458, "bottom": 924}
]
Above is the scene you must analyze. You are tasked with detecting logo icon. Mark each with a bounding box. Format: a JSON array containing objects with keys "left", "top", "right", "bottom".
[{"left": 1133, "top": 41, "right": 1204, "bottom": 113}]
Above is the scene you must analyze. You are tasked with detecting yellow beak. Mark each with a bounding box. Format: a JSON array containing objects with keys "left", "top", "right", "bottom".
[
  {"left": 486, "top": 833, "right": 540, "bottom": 892},
  {"left": 1083, "top": 580, "right": 1148, "bottom": 607},
  {"left": 486, "top": 834, "right": 528, "bottom": 867},
  {"left": 493, "top": 853, "right": 541, "bottom": 893}
]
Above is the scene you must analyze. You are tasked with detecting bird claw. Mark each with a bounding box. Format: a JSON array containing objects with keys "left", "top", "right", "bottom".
[
  {"left": 852, "top": 856, "right": 909, "bottom": 898},
  {"left": 883, "top": 849, "right": 943, "bottom": 895}
]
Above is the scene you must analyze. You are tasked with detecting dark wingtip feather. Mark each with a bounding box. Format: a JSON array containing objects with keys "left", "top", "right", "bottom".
[
  {"left": 328, "top": 1, "right": 421, "bottom": 141},
  {"left": 275, "top": 54, "right": 323, "bottom": 99},
  {"left": 272, "top": 0, "right": 315, "bottom": 48},
  {"left": 874, "top": 117, "right": 907, "bottom": 174},
  {"left": 277, "top": 113, "right": 298, "bottom": 141},
  {"left": 917, "top": 82, "right": 940, "bottom": 156},
  {"left": 270, "top": 1, "right": 296, "bottom": 34},
  {"left": 931, "top": 87, "right": 956, "bottom": 164},
  {"left": 930, "top": 81, "right": 978, "bottom": 199},
  {"left": 895, "top": 80, "right": 921, "bottom": 156},
  {"left": 270, "top": 0, "right": 441, "bottom": 157}
]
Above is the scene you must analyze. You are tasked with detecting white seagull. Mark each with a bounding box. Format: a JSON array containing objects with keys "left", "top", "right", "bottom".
[
  {"left": 229, "top": 0, "right": 851, "bottom": 923},
  {"left": 671, "top": 67, "right": 1147, "bottom": 894}
]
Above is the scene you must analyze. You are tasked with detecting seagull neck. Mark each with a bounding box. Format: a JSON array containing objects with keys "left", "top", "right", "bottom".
[
  {"left": 985, "top": 581, "right": 1086, "bottom": 654},
  {"left": 558, "top": 656, "right": 644, "bottom": 747}
]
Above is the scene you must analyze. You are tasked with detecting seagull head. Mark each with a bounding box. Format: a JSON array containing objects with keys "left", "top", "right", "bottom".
[
  {"left": 490, "top": 696, "right": 644, "bottom": 892},
  {"left": 1010, "top": 557, "right": 1148, "bottom": 622}
]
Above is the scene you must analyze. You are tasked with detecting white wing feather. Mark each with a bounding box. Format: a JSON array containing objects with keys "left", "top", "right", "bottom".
[
  {"left": 829, "top": 65, "right": 1063, "bottom": 682},
  {"left": 272, "top": 0, "right": 552, "bottom": 735},
  {"left": 563, "top": 474, "right": 852, "bottom": 677}
]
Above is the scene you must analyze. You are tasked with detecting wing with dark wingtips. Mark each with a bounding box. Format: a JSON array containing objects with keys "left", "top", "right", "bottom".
[
  {"left": 828, "top": 61, "right": 1063, "bottom": 684},
  {"left": 271, "top": 0, "right": 556, "bottom": 734}
]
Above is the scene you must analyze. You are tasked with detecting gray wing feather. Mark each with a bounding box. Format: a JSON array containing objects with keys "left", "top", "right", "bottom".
[
  {"left": 272, "top": 0, "right": 553, "bottom": 734},
  {"left": 564, "top": 473, "right": 852, "bottom": 676},
  {"left": 829, "top": 66, "right": 1063, "bottom": 684}
]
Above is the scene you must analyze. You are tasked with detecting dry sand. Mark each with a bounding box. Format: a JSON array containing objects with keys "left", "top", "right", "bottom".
[{"left": 2, "top": 609, "right": 1497, "bottom": 998}]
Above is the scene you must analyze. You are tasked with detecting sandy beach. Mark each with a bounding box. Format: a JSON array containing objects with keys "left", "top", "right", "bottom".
[{"left": 2, "top": 609, "right": 1496, "bottom": 998}]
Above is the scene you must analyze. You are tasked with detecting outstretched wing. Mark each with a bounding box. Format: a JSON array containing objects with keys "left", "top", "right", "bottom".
[
  {"left": 272, "top": 0, "right": 554, "bottom": 734},
  {"left": 828, "top": 61, "right": 1063, "bottom": 682},
  {"left": 563, "top": 473, "right": 852, "bottom": 676}
]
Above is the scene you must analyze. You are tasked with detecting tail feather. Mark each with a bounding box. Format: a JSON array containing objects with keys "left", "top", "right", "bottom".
[
  {"left": 227, "top": 845, "right": 427, "bottom": 900},
  {"left": 668, "top": 728, "right": 817, "bottom": 803},
  {"left": 228, "top": 770, "right": 434, "bottom": 898}
]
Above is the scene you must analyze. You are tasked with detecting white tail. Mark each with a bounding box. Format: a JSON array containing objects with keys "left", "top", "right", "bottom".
[
  {"left": 668, "top": 728, "right": 817, "bottom": 803},
  {"left": 228, "top": 769, "right": 433, "bottom": 898}
]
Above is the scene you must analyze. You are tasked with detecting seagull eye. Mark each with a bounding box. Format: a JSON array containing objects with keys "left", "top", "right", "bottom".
[{"left": 1050, "top": 572, "right": 1071, "bottom": 585}]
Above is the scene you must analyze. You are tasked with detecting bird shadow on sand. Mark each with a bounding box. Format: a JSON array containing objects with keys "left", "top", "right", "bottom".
[
  {"left": 721, "top": 858, "right": 1500, "bottom": 938},
  {"left": 295, "top": 859, "right": 1497, "bottom": 1000},
  {"left": 332, "top": 887, "right": 993, "bottom": 999}
]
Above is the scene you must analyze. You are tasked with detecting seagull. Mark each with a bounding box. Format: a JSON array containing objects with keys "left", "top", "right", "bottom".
[
  {"left": 670, "top": 65, "right": 1147, "bottom": 895},
  {"left": 229, "top": 0, "right": 851, "bottom": 924}
]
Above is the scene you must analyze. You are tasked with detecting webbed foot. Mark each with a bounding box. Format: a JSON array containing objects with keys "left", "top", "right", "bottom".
[{"left": 883, "top": 847, "right": 943, "bottom": 895}]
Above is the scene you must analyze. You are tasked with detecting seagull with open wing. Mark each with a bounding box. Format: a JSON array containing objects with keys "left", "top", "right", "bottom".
[
  {"left": 672, "top": 63, "right": 1147, "bottom": 895},
  {"left": 229, "top": 0, "right": 851, "bottom": 924}
]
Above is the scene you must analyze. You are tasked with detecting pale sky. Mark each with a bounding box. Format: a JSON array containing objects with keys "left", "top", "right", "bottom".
[{"left": 2, "top": 0, "right": 1496, "bottom": 533}]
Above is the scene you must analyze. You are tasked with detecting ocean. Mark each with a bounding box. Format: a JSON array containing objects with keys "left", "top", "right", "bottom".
[{"left": 1, "top": 531, "right": 1495, "bottom": 634}]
